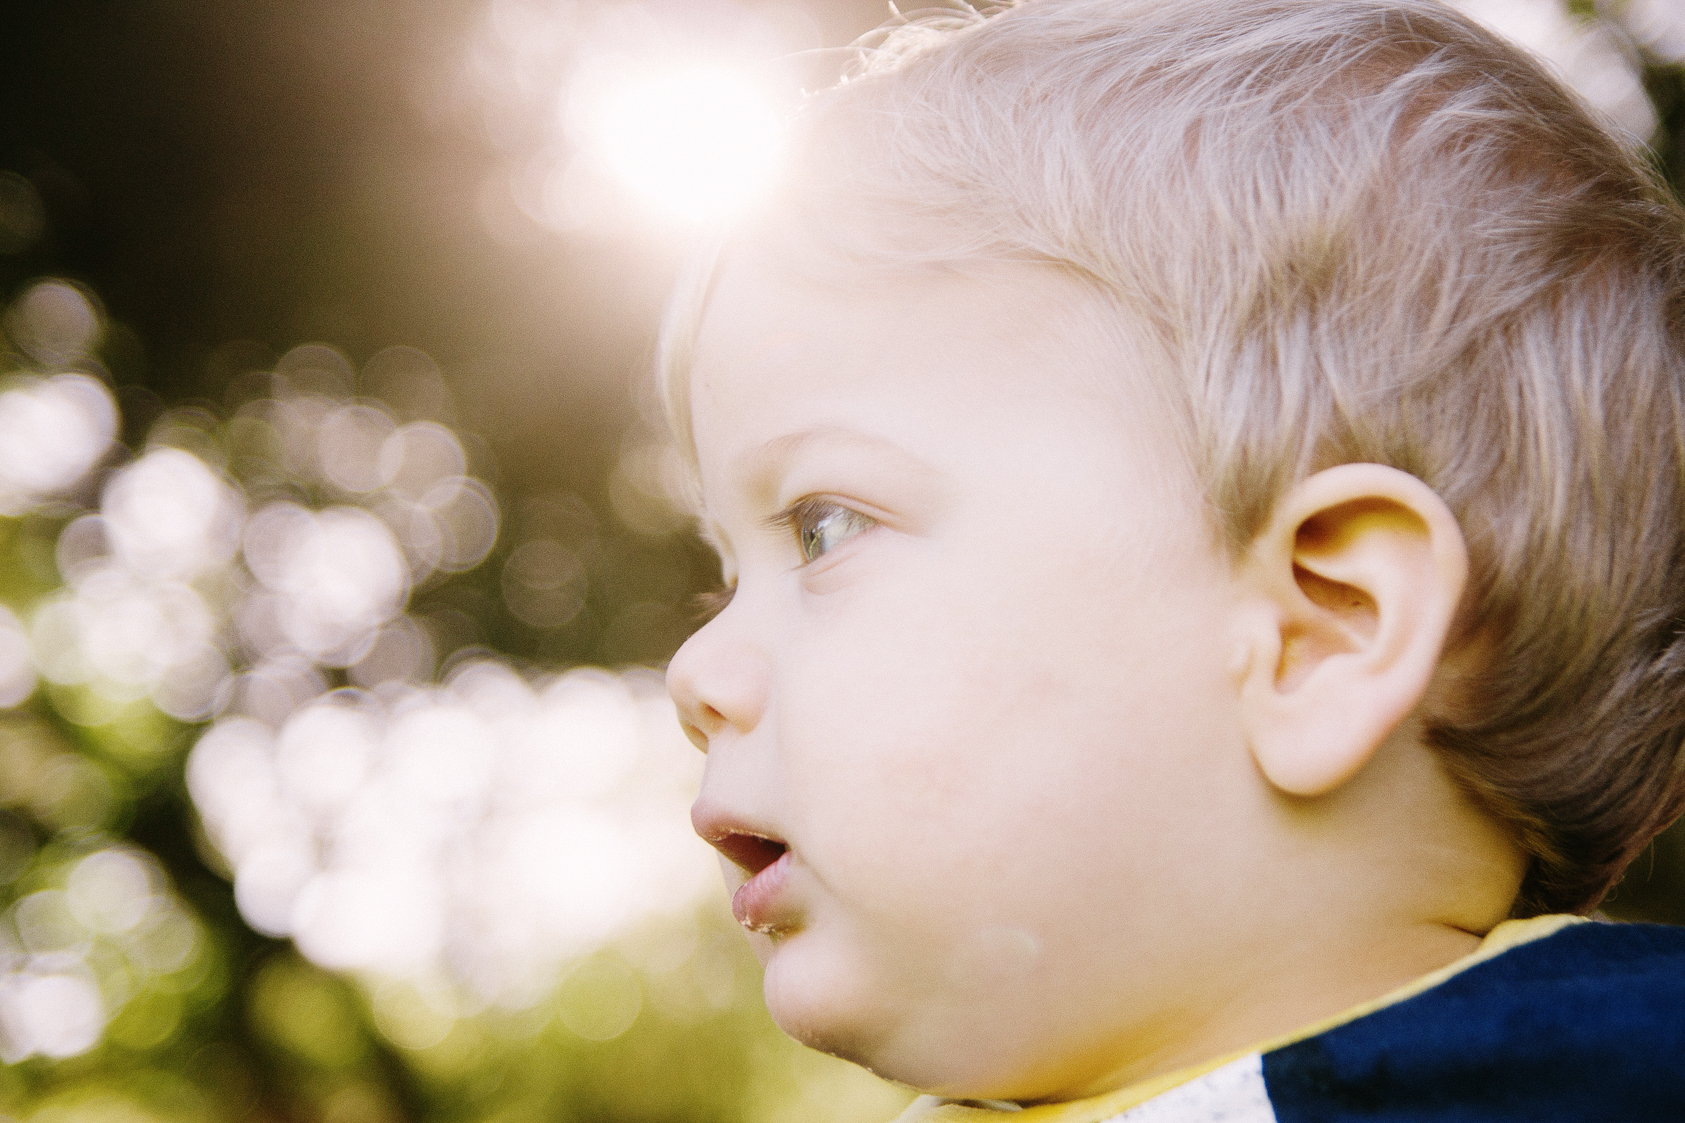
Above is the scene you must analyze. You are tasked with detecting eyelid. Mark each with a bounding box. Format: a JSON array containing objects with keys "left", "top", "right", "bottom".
[
  {"left": 763, "top": 495, "right": 888, "bottom": 530},
  {"left": 766, "top": 495, "right": 881, "bottom": 567}
]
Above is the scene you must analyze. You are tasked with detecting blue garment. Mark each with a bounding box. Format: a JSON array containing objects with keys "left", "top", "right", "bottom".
[{"left": 1262, "top": 921, "right": 1685, "bottom": 1121}]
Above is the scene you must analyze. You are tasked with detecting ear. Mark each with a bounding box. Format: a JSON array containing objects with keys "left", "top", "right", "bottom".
[{"left": 1236, "top": 464, "right": 1468, "bottom": 797}]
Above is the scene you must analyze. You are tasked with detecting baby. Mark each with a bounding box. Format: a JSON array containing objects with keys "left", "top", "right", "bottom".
[{"left": 662, "top": 0, "right": 1685, "bottom": 1117}]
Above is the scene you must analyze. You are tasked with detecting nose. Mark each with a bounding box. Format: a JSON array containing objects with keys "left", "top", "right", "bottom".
[{"left": 666, "top": 613, "right": 769, "bottom": 752}]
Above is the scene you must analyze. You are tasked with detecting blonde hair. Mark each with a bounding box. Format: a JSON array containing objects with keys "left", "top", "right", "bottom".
[{"left": 660, "top": 0, "right": 1685, "bottom": 915}]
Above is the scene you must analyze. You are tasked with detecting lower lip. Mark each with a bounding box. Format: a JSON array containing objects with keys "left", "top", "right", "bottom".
[{"left": 732, "top": 850, "right": 793, "bottom": 933}]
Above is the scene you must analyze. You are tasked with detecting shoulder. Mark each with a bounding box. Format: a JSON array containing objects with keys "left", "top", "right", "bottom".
[{"left": 1260, "top": 921, "right": 1685, "bottom": 1121}]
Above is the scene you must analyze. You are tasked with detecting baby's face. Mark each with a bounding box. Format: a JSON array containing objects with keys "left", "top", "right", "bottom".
[{"left": 669, "top": 248, "right": 1258, "bottom": 1101}]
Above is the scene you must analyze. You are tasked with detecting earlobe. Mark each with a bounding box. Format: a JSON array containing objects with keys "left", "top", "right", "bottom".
[{"left": 1237, "top": 465, "right": 1468, "bottom": 797}]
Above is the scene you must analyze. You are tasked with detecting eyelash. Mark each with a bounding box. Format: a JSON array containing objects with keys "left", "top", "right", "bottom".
[
  {"left": 695, "top": 498, "right": 876, "bottom": 619},
  {"left": 694, "top": 584, "right": 735, "bottom": 622},
  {"left": 772, "top": 496, "right": 876, "bottom": 564}
]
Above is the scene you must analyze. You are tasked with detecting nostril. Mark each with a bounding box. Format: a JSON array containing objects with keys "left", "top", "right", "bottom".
[
  {"left": 678, "top": 701, "right": 729, "bottom": 753},
  {"left": 666, "top": 630, "right": 769, "bottom": 742}
]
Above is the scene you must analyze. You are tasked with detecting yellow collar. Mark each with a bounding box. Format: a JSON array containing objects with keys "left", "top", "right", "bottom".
[{"left": 893, "top": 914, "right": 1583, "bottom": 1123}]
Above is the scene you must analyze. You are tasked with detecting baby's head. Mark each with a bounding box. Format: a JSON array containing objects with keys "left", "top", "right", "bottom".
[{"left": 664, "top": 0, "right": 1685, "bottom": 1103}]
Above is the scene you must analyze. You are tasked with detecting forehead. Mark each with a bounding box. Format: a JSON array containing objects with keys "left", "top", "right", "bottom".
[
  {"left": 683, "top": 244, "right": 1199, "bottom": 534},
  {"left": 689, "top": 247, "right": 1144, "bottom": 440}
]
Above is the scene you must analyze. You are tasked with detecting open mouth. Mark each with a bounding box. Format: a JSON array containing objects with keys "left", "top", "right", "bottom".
[
  {"left": 712, "top": 832, "right": 788, "bottom": 877},
  {"left": 696, "top": 829, "right": 796, "bottom": 933},
  {"left": 689, "top": 807, "right": 798, "bottom": 931}
]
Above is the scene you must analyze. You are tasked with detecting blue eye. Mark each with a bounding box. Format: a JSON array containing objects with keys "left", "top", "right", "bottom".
[{"left": 784, "top": 498, "right": 876, "bottom": 563}]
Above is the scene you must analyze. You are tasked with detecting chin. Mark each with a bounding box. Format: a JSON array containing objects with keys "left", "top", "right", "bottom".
[
  {"left": 758, "top": 937, "right": 1007, "bottom": 1097},
  {"left": 759, "top": 933, "right": 905, "bottom": 1073}
]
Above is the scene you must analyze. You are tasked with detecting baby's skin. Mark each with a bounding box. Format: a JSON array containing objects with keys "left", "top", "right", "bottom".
[{"left": 667, "top": 243, "right": 1525, "bottom": 1104}]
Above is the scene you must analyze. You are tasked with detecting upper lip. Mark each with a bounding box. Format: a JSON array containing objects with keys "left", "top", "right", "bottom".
[{"left": 691, "top": 803, "right": 788, "bottom": 875}]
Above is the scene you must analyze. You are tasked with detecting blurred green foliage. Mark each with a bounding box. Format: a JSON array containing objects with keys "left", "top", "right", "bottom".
[{"left": 0, "top": 308, "right": 913, "bottom": 1120}]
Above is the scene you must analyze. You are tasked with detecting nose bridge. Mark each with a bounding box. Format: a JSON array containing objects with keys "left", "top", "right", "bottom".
[{"left": 666, "top": 607, "right": 771, "bottom": 747}]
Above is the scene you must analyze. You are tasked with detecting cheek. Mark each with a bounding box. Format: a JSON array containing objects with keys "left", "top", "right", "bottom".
[
  {"left": 776, "top": 534, "right": 1239, "bottom": 891},
  {"left": 774, "top": 582, "right": 1113, "bottom": 851},
  {"left": 768, "top": 599, "right": 1023, "bottom": 922}
]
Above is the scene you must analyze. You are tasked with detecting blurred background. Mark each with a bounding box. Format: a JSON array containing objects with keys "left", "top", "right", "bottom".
[{"left": 0, "top": 1, "right": 1679, "bottom": 1121}]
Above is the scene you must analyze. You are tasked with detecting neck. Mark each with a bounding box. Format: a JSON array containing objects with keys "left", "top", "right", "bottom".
[{"left": 1048, "top": 731, "right": 1526, "bottom": 1104}]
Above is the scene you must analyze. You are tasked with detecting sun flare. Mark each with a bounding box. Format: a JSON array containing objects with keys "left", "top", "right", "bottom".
[{"left": 585, "top": 64, "right": 784, "bottom": 225}]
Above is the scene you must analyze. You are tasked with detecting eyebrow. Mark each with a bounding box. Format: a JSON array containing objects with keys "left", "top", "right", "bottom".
[
  {"left": 696, "top": 425, "right": 945, "bottom": 552},
  {"left": 736, "top": 426, "right": 943, "bottom": 501}
]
